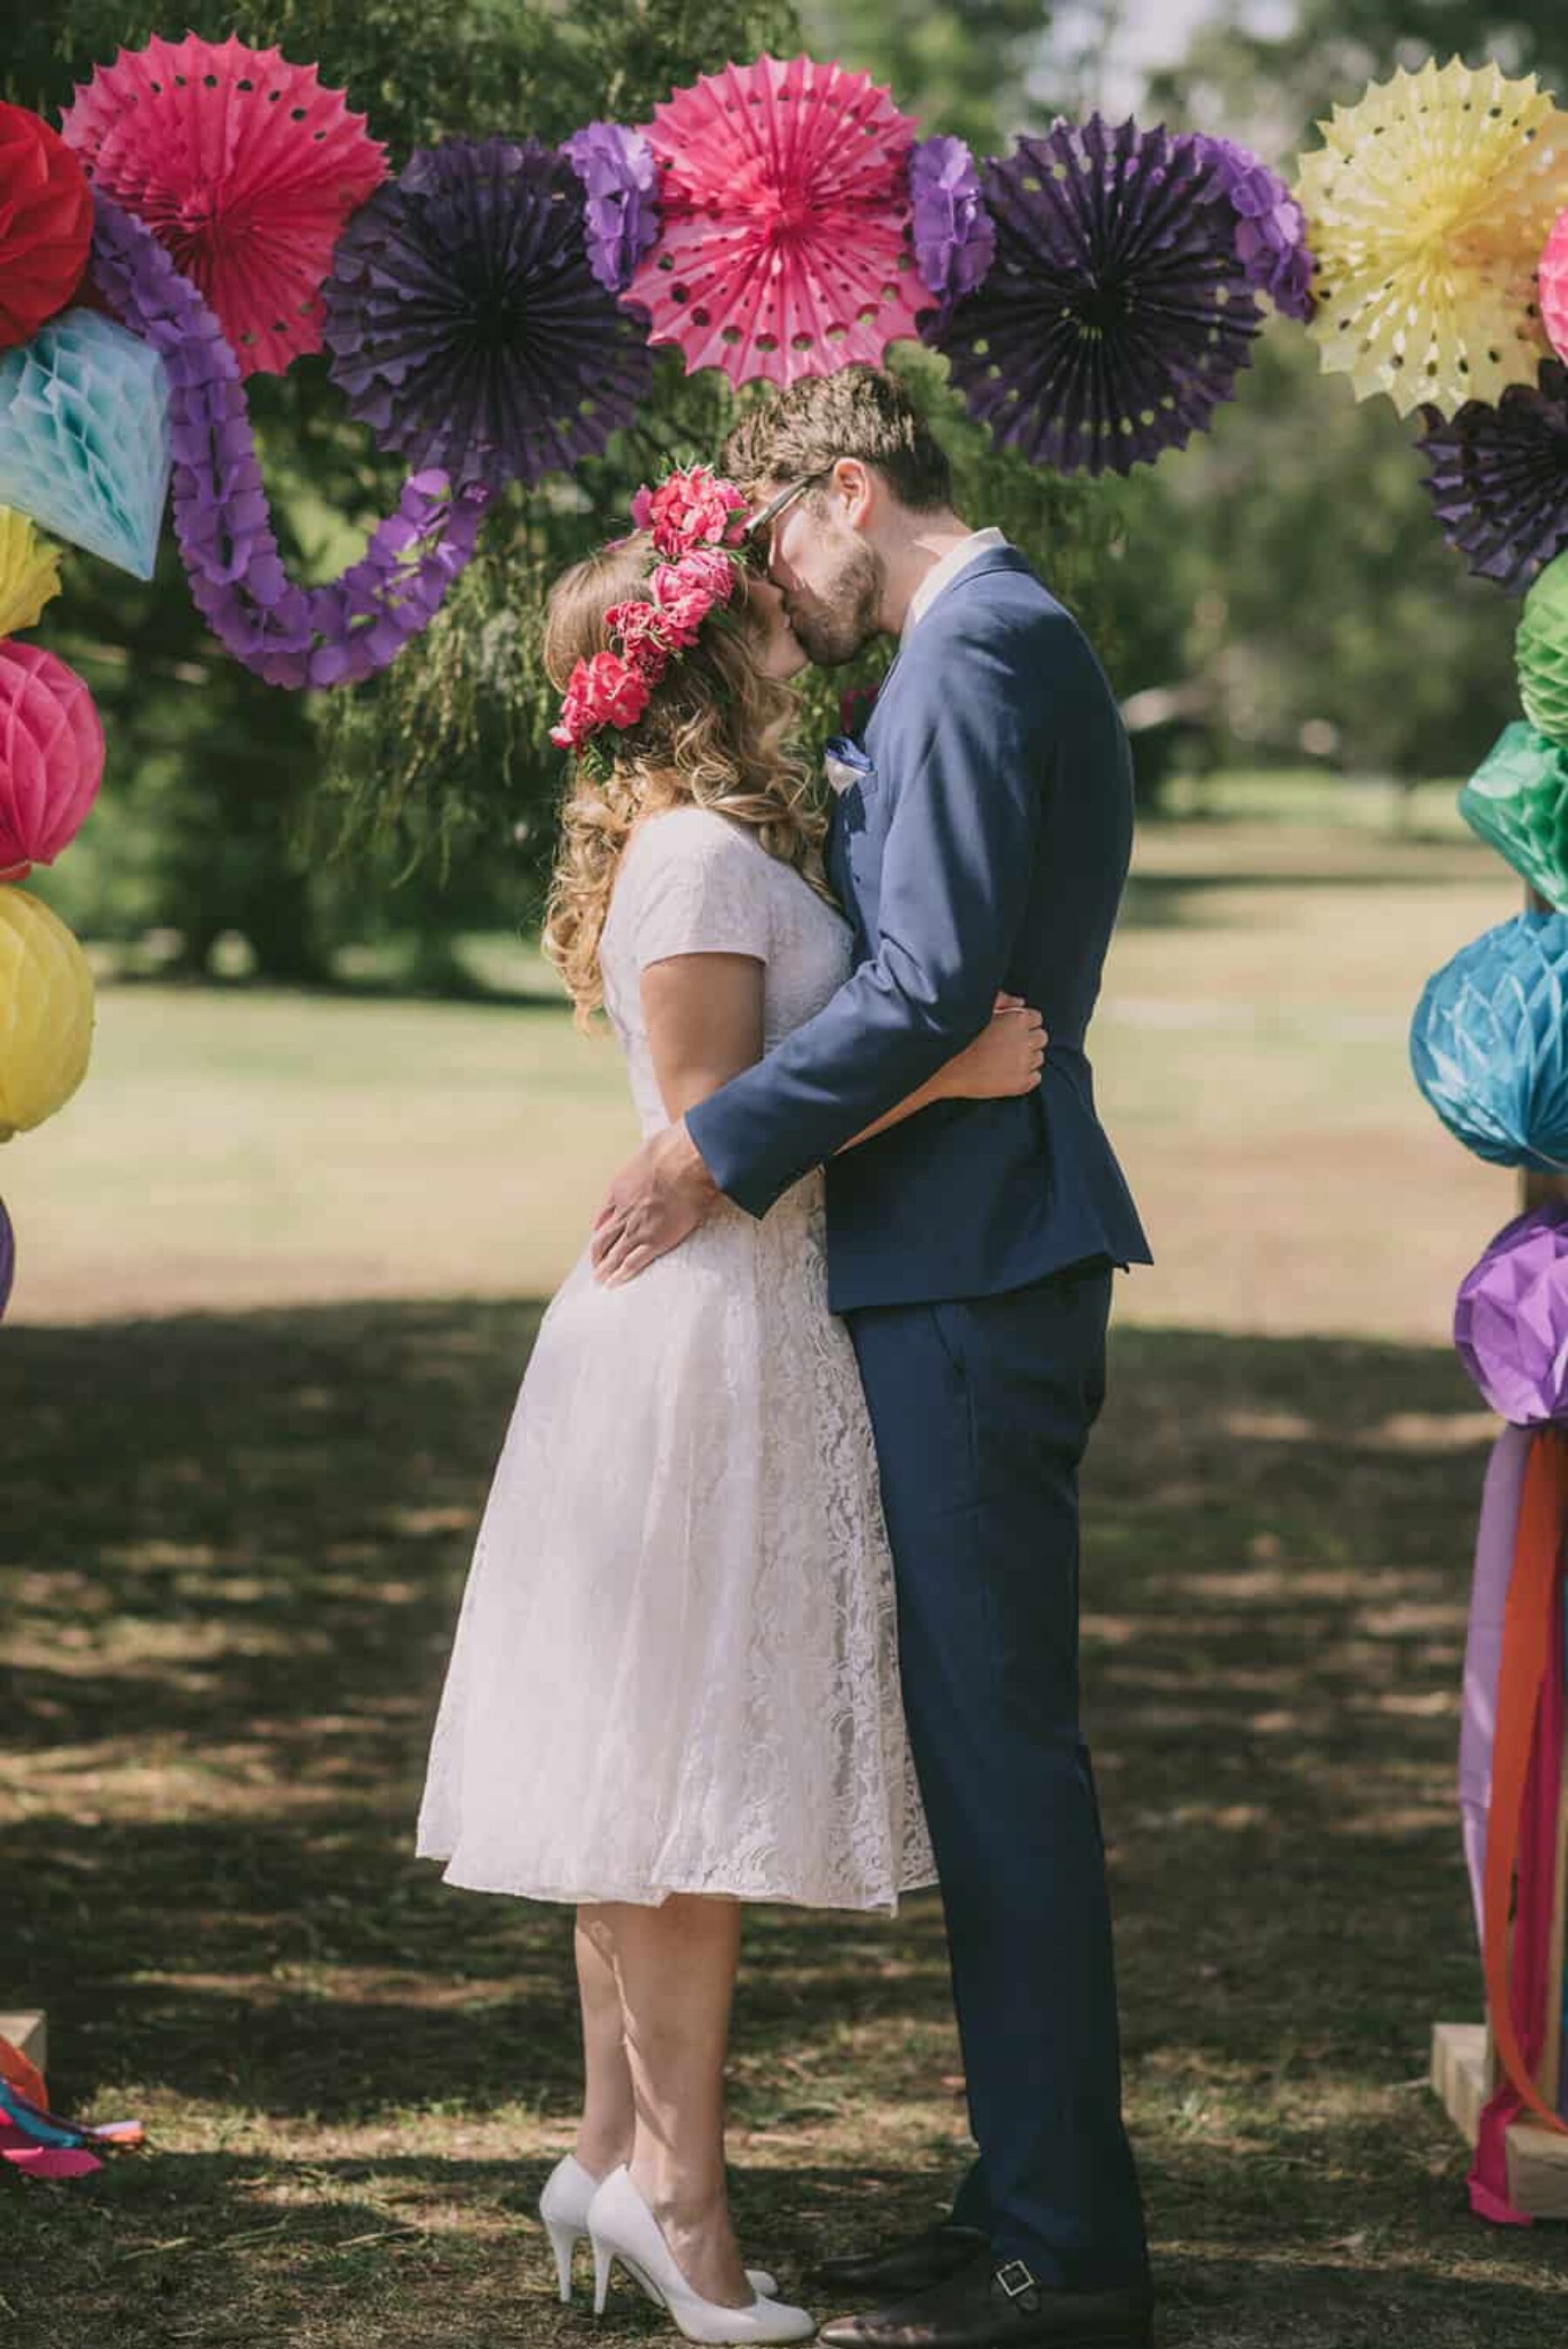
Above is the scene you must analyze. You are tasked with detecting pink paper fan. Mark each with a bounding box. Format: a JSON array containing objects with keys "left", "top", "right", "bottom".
[
  {"left": 1544, "top": 204, "right": 1568, "bottom": 364},
  {"left": 625, "top": 54, "right": 928, "bottom": 389},
  {"left": 59, "top": 31, "right": 388, "bottom": 379}
]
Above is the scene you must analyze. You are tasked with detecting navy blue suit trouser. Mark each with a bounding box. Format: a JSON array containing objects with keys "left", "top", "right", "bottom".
[{"left": 844, "top": 1263, "right": 1149, "bottom": 2292}]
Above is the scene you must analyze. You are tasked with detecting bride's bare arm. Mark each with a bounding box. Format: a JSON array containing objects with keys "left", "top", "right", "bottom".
[{"left": 643, "top": 957, "right": 1044, "bottom": 1149}]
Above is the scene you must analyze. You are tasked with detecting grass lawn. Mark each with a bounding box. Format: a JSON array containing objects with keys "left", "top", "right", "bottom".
[{"left": 3, "top": 797, "right": 1564, "bottom": 2345}]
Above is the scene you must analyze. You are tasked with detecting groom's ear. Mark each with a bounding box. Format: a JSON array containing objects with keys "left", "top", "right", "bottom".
[{"left": 828, "top": 457, "right": 876, "bottom": 531}]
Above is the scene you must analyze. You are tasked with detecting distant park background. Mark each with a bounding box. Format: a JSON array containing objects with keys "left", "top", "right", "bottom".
[{"left": 5, "top": 7, "right": 1567, "bottom": 2347}]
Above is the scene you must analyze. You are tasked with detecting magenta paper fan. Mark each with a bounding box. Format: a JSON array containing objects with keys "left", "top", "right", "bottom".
[
  {"left": 625, "top": 54, "right": 929, "bottom": 389},
  {"left": 1544, "top": 205, "right": 1568, "bottom": 364},
  {"left": 59, "top": 31, "right": 388, "bottom": 379}
]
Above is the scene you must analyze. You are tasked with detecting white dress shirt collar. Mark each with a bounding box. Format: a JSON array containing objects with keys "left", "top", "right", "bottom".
[{"left": 901, "top": 526, "right": 1010, "bottom": 641}]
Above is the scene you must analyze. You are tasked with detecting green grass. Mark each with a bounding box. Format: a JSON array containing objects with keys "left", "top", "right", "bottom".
[{"left": 2, "top": 806, "right": 1562, "bottom": 2344}]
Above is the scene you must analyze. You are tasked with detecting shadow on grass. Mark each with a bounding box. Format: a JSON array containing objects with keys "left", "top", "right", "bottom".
[{"left": 1, "top": 1301, "right": 1561, "bottom": 2345}]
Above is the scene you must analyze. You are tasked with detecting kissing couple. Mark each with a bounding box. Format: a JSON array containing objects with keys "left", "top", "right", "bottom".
[{"left": 416, "top": 365, "right": 1155, "bottom": 2349}]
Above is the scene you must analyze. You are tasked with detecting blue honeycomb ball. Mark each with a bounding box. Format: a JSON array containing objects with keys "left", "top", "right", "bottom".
[{"left": 1410, "top": 910, "right": 1568, "bottom": 1169}]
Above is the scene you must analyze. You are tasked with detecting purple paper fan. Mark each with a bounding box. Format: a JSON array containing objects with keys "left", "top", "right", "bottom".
[
  {"left": 0, "top": 1195, "right": 13, "bottom": 1321},
  {"left": 322, "top": 136, "right": 654, "bottom": 495},
  {"left": 90, "top": 194, "right": 489, "bottom": 691},
  {"left": 562, "top": 121, "right": 660, "bottom": 294},
  {"left": 931, "top": 116, "right": 1264, "bottom": 477},
  {"left": 909, "top": 135, "right": 997, "bottom": 311},
  {"left": 1194, "top": 134, "right": 1314, "bottom": 322},
  {"left": 1416, "top": 358, "right": 1568, "bottom": 595}
]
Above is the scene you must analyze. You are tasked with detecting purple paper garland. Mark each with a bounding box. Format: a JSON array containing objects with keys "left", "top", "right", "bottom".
[
  {"left": 1194, "top": 134, "right": 1315, "bottom": 322},
  {"left": 908, "top": 135, "right": 996, "bottom": 311},
  {"left": 562, "top": 121, "right": 660, "bottom": 294},
  {"left": 89, "top": 192, "right": 490, "bottom": 691}
]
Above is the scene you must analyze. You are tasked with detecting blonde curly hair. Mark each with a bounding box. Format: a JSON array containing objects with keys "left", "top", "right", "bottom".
[{"left": 541, "top": 531, "right": 831, "bottom": 1029}]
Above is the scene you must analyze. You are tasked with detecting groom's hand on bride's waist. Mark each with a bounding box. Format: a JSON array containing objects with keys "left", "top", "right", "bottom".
[{"left": 591, "top": 1119, "right": 721, "bottom": 1287}]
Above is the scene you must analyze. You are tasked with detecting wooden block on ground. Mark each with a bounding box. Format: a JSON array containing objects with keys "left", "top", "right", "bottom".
[
  {"left": 0, "top": 2011, "right": 47, "bottom": 2072},
  {"left": 1433, "top": 2021, "right": 1568, "bottom": 2218}
]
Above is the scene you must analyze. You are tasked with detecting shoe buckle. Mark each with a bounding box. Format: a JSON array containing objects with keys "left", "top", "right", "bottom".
[{"left": 995, "top": 2260, "right": 1037, "bottom": 2303}]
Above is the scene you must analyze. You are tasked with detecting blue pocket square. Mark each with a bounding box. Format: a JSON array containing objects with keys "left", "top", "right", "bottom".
[{"left": 824, "top": 734, "right": 875, "bottom": 796}]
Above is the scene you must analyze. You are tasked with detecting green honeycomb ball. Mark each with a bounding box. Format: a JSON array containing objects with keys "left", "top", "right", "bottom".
[
  {"left": 1459, "top": 721, "right": 1568, "bottom": 910},
  {"left": 1517, "top": 552, "right": 1568, "bottom": 750}
]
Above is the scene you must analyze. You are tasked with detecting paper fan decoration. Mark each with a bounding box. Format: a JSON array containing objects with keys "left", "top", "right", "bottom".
[
  {"left": 1517, "top": 550, "right": 1568, "bottom": 747},
  {"left": 59, "top": 31, "right": 388, "bottom": 380},
  {"left": 0, "top": 509, "right": 61, "bottom": 638},
  {"left": 1417, "top": 359, "right": 1568, "bottom": 593},
  {"left": 0, "top": 103, "right": 93, "bottom": 352},
  {"left": 0, "top": 884, "right": 94, "bottom": 1141},
  {"left": 624, "top": 55, "right": 929, "bottom": 389},
  {"left": 1455, "top": 1203, "right": 1568, "bottom": 1424},
  {"left": 0, "top": 306, "right": 170, "bottom": 580},
  {"left": 91, "top": 194, "right": 489, "bottom": 690},
  {"left": 1459, "top": 721, "right": 1568, "bottom": 908},
  {"left": 322, "top": 137, "right": 652, "bottom": 495},
  {"left": 1410, "top": 910, "right": 1568, "bottom": 1170},
  {"left": 0, "top": 1198, "right": 12, "bottom": 1322},
  {"left": 1293, "top": 58, "right": 1568, "bottom": 419},
  {"left": 1543, "top": 205, "right": 1568, "bottom": 362},
  {"left": 0, "top": 641, "right": 104, "bottom": 881},
  {"left": 562, "top": 122, "right": 660, "bottom": 294},
  {"left": 931, "top": 118, "right": 1263, "bottom": 478}
]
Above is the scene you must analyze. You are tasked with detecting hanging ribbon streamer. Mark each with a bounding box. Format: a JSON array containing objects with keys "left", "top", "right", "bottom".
[
  {"left": 1461, "top": 1424, "right": 1534, "bottom": 1939},
  {"left": 1471, "top": 1427, "right": 1568, "bottom": 2220}
]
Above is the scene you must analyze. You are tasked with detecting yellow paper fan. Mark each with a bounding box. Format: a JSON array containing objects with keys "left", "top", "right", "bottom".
[
  {"left": 1293, "top": 56, "right": 1568, "bottom": 417},
  {"left": 0, "top": 507, "right": 63, "bottom": 639}
]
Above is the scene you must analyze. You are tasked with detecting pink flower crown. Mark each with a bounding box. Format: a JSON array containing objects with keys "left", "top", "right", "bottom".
[{"left": 550, "top": 464, "right": 751, "bottom": 758}]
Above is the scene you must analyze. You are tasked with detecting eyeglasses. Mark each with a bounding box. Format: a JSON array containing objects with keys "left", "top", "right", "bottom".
[{"left": 740, "top": 468, "right": 831, "bottom": 570}]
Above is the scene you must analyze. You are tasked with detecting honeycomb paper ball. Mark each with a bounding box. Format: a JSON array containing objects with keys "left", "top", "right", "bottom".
[
  {"left": 1517, "top": 551, "right": 1568, "bottom": 748},
  {"left": 1455, "top": 1202, "right": 1568, "bottom": 1422},
  {"left": 0, "top": 884, "right": 94, "bottom": 1139},
  {"left": 1410, "top": 909, "right": 1568, "bottom": 1169},
  {"left": 1459, "top": 721, "right": 1568, "bottom": 908},
  {"left": 0, "top": 640, "right": 104, "bottom": 879}
]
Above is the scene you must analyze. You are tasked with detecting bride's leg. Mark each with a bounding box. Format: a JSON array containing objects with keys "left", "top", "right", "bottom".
[
  {"left": 573, "top": 1906, "right": 636, "bottom": 2176},
  {"left": 602, "top": 1892, "right": 751, "bottom": 2307}
]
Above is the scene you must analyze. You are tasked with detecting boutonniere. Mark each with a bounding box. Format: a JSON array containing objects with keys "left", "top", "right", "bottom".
[
  {"left": 838, "top": 681, "right": 880, "bottom": 737},
  {"left": 824, "top": 733, "right": 874, "bottom": 797}
]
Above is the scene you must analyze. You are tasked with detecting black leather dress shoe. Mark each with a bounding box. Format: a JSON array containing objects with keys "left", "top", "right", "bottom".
[
  {"left": 816, "top": 2257, "right": 1154, "bottom": 2349},
  {"left": 805, "top": 2224, "right": 991, "bottom": 2298}
]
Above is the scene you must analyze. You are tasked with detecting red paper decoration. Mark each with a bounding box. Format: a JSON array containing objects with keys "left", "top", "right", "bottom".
[
  {"left": 0, "top": 103, "right": 93, "bottom": 352},
  {"left": 0, "top": 640, "right": 105, "bottom": 881}
]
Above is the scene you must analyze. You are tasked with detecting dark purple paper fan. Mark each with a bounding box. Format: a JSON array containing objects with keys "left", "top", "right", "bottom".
[
  {"left": 322, "top": 136, "right": 654, "bottom": 494},
  {"left": 0, "top": 1195, "right": 13, "bottom": 1321},
  {"left": 1416, "top": 359, "right": 1568, "bottom": 596},
  {"left": 931, "top": 116, "right": 1264, "bottom": 477}
]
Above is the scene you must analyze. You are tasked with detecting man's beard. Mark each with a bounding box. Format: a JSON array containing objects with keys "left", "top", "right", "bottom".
[{"left": 787, "top": 538, "right": 885, "bottom": 668}]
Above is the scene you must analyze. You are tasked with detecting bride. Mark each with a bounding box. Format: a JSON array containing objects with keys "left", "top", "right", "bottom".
[{"left": 415, "top": 466, "right": 1046, "bottom": 2343}]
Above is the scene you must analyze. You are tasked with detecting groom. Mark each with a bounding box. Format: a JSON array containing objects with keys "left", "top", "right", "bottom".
[{"left": 591, "top": 367, "right": 1155, "bottom": 2347}]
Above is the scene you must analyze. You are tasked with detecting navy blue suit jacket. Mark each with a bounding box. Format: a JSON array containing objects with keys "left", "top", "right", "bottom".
[{"left": 685, "top": 545, "right": 1152, "bottom": 1314}]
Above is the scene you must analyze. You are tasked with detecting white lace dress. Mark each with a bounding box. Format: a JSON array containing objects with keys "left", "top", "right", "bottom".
[{"left": 416, "top": 805, "right": 936, "bottom": 1911}]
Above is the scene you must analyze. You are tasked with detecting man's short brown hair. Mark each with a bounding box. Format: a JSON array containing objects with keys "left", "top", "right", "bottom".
[{"left": 722, "top": 365, "right": 953, "bottom": 512}]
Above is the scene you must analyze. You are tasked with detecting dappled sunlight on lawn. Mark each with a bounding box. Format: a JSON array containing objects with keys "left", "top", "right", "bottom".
[{"left": 3, "top": 1299, "right": 1564, "bottom": 2342}]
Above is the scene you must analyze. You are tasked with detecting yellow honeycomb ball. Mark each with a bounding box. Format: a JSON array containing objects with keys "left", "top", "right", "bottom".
[{"left": 0, "top": 885, "right": 95, "bottom": 1140}]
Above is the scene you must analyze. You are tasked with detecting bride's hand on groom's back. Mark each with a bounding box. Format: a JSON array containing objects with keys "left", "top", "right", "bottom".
[{"left": 940, "top": 992, "right": 1048, "bottom": 1100}]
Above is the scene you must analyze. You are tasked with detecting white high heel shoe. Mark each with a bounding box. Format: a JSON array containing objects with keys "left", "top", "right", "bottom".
[
  {"left": 586, "top": 2165, "right": 815, "bottom": 2344},
  {"left": 538, "top": 2155, "right": 780, "bottom": 2308}
]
